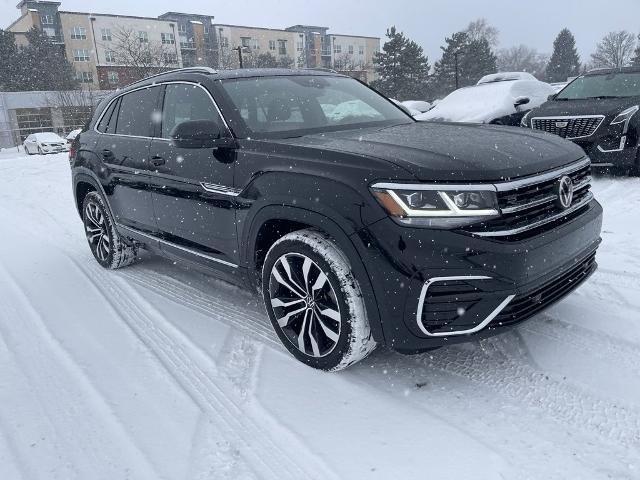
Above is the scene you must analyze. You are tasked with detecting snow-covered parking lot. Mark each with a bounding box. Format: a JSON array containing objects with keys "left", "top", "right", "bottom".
[{"left": 0, "top": 150, "right": 639, "bottom": 480}]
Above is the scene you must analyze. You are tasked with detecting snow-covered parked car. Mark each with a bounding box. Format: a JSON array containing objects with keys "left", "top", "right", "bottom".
[
  {"left": 401, "top": 100, "right": 432, "bottom": 113},
  {"left": 416, "top": 72, "right": 556, "bottom": 125},
  {"left": 23, "top": 132, "right": 70, "bottom": 155}
]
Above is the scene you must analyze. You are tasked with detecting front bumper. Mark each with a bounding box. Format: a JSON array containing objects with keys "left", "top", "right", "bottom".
[
  {"left": 351, "top": 200, "right": 603, "bottom": 353},
  {"left": 574, "top": 137, "right": 638, "bottom": 168}
]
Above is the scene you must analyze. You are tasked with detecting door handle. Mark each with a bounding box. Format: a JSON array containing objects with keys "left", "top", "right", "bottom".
[{"left": 150, "top": 156, "right": 166, "bottom": 167}]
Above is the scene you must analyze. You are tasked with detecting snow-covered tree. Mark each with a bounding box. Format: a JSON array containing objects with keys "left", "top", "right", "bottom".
[
  {"left": 432, "top": 32, "right": 497, "bottom": 97},
  {"left": 498, "top": 45, "right": 549, "bottom": 79},
  {"left": 632, "top": 34, "right": 640, "bottom": 67},
  {"left": 0, "top": 29, "right": 20, "bottom": 91},
  {"left": 371, "top": 26, "right": 430, "bottom": 100},
  {"left": 464, "top": 18, "right": 499, "bottom": 47},
  {"left": 546, "top": 29, "right": 581, "bottom": 82},
  {"left": 590, "top": 31, "right": 636, "bottom": 69}
]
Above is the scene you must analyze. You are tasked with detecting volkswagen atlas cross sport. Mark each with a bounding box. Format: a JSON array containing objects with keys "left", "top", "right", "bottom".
[
  {"left": 523, "top": 67, "right": 640, "bottom": 175},
  {"left": 70, "top": 67, "right": 603, "bottom": 371}
]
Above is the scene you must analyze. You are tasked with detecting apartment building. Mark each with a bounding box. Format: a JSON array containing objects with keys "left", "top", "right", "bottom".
[
  {"left": 6, "top": 2, "right": 380, "bottom": 84},
  {"left": 8, "top": 1, "right": 183, "bottom": 89}
]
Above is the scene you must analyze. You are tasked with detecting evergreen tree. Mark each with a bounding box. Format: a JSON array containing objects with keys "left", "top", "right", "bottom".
[
  {"left": 371, "top": 26, "right": 430, "bottom": 100},
  {"left": 630, "top": 33, "right": 640, "bottom": 66},
  {"left": 431, "top": 32, "right": 497, "bottom": 97},
  {"left": 545, "top": 28, "right": 581, "bottom": 82},
  {"left": 19, "top": 28, "right": 78, "bottom": 91},
  {"left": 0, "top": 29, "right": 20, "bottom": 91}
]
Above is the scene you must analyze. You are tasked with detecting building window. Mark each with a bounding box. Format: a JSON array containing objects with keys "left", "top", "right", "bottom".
[
  {"left": 161, "top": 33, "right": 175, "bottom": 45},
  {"left": 43, "top": 28, "right": 56, "bottom": 38},
  {"left": 203, "top": 24, "right": 209, "bottom": 34},
  {"left": 252, "top": 39, "right": 260, "bottom": 50},
  {"left": 297, "top": 41, "right": 303, "bottom": 52},
  {"left": 73, "top": 49, "right": 90, "bottom": 62},
  {"left": 70, "top": 26, "right": 87, "bottom": 40},
  {"left": 105, "top": 50, "right": 116, "bottom": 63},
  {"left": 348, "top": 45, "right": 354, "bottom": 54},
  {"left": 107, "top": 71, "right": 119, "bottom": 85},
  {"left": 241, "top": 37, "right": 251, "bottom": 48},
  {"left": 15, "top": 108, "right": 53, "bottom": 141},
  {"left": 41, "top": 15, "right": 54, "bottom": 25},
  {"left": 163, "top": 53, "right": 178, "bottom": 64},
  {"left": 333, "top": 44, "right": 342, "bottom": 54},
  {"left": 178, "top": 23, "right": 187, "bottom": 34},
  {"left": 268, "top": 40, "right": 276, "bottom": 51},
  {"left": 277, "top": 39, "right": 287, "bottom": 55},
  {"left": 359, "top": 45, "right": 364, "bottom": 55},
  {"left": 76, "top": 71, "right": 93, "bottom": 83},
  {"left": 101, "top": 28, "right": 112, "bottom": 41},
  {"left": 138, "top": 31, "right": 148, "bottom": 43}
]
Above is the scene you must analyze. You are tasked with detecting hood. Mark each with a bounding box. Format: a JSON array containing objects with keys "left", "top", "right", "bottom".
[
  {"left": 531, "top": 96, "right": 640, "bottom": 118},
  {"left": 274, "top": 122, "right": 586, "bottom": 182}
]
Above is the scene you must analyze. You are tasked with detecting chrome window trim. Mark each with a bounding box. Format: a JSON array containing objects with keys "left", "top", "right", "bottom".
[
  {"left": 93, "top": 80, "right": 231, "bottom": 139},
  {"left": 530, "top": 115, "right": 605, "bottom": 140},
  {"left": 472, "top": 191, "right": 594, "bottom": 237},
  {"left": 116, "top": 223, "right": 238, "bottom": 268},
  {"left": 415, "top": 275, "right": 515, "bottom": 337}
]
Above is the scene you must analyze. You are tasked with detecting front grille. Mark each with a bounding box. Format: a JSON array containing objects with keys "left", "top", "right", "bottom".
[
  {"left": 420, "top": 280, "right": 483, "bottom": 333},
  {"left": 466, "top": 160, "right": 593, "bottom": 239},
  {"left": 531, "top": 116, "right": 604, "bottom": 139},
  {"left": 492, "top": 251, "right": 597, "bottom": 328}
]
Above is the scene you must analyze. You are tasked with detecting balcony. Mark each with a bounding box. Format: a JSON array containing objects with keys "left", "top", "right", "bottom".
[{"left": 180, "top": 42, "right": 196, "bottom": 50}]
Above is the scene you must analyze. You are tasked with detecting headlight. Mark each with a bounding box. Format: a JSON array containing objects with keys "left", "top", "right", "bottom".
[
  {"left": 611, "top": 105, "right": 639, "bottom": 128},
  {"left": 520, "top": 110, "right": 532, "bottom": 127},
  {"left": 371, "top": 184, "right": 499, "bottom": 228}
]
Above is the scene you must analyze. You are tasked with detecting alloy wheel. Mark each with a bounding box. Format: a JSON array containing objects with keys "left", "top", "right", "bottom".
[
  {"left": 84, "top": 201, "right": 111, "bottom": 263},
  {"left": 268, "top": 253, "right": 342, "bottom": 358}
]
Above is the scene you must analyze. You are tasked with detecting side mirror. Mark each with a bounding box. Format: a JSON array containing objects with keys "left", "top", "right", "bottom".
[
  {"left": 171, "top": 120, "right": 234, "bottom": 149},
  {"left": 547, "top": 94, "right": 557, "bottom": 102},
  {"left": 514, "top": 96, "right": 531, "bottom": 108}
]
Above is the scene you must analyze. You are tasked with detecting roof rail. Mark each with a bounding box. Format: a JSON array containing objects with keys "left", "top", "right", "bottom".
[
  {"left": 303, "top": 67, "right": 339, "bottom": 74},
  {"left": 122, "top": 67, "right": 218, "bottom": 88}
]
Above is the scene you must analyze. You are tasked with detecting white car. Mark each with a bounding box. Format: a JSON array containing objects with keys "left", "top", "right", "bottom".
[
  {"left": 401, "top": 100, "right": 432, "bottom": 114},
  {"left": 416, "top": 73, "right": 556, "bottom": 126},
  {"left": 23, "top": 132, "right": 70, "bottom": 155}
]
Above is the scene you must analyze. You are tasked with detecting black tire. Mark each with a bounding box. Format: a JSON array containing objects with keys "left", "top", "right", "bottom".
[
  {"left": 82, "top": 191, "right": 137, "bottom": 269},
  {"left": 262, "top": 229, "right": 376, "bottom": 371}
]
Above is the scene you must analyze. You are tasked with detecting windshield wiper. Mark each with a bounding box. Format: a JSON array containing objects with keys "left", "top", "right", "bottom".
[{"left": 585, "top": 95, "right": 620, "bottom": 99}]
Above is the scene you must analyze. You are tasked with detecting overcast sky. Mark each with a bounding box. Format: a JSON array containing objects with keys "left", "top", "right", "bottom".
[{"left": 1, "top": 0, "right": 638, "bottom": 62}]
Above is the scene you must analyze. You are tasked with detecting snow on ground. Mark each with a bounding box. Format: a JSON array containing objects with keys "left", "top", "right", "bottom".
[{"left": 0, "top": 150, "right": 639, "bottom": 480}]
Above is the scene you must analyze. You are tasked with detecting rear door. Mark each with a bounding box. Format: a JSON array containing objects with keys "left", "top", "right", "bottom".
[
  {"left": 96, "top": 86, "right": 162, "bottom": 233},
  {"left": 148, "top": 82, "right": 239, "bottom": 270}
]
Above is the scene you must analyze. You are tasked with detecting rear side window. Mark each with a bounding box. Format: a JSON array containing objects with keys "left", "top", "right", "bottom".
[
  {"left": 115, "top": 86, "right": 161, "bottom": 137},
  {"left": 96, "top": 98, "right": 119, "bottom": 133},
  {"left": 161, "top": 83, "right": 225, "bottom": 138}
]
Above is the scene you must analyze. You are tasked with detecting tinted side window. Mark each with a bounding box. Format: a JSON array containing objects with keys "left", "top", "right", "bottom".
[
  {"left": 96, "top": 98, "right": 118, "bottom": 133},
  {"left": 115, "top": 87, "right": 161, "bottom": 137},
  {"left": 161, "top": 84, "right": 225, "bottom": 138}
]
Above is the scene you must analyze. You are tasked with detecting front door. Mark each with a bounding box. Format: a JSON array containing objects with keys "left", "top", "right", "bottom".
[
  {"left": 148, "top": 82, "right": 238, "bottom": 269},
  {"left": 96, "top": 86, "right": 162, "bottom": 234}
]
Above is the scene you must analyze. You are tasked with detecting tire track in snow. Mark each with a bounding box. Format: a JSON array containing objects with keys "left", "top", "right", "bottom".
[
  {"left": 0, "top": 263, "right": 161, "bottom": 480},
  {"left": 67, "top": 257, "right": 339, "bottom": 480},
  {"left": 419, "top": 333, "right": 640, "bottom": 449}
]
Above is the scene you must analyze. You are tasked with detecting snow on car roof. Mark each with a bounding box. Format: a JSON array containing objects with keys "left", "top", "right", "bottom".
[
  {"left": 33, "top": 132, "right": 65, "bottom": 141},
  {"left": 477, "top": 72, "right": 537, "bottom": 84},
  {"left": 416, "top": 79, "right": 555, "bottom": 123}
]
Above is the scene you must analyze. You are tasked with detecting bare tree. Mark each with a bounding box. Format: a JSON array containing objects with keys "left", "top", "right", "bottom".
[
  {"left": 465, "top": 18, "right": 499, "bottom": 47},
  {"left": 110, "top": 26, "right": 178, "bottom": 81},
  {"left": 497, "top": 45, "right": 549, "bottom": 79},
  {"left": 590, "top": 31, "right": 636, "bottom": 69}
]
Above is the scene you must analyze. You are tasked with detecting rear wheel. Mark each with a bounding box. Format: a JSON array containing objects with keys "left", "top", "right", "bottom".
[
  {"left": 82, "top": 191, "right": 137, "bottom": 269},
  {"left": 262, "top": 229, "right": 376, "bottom": 371}
]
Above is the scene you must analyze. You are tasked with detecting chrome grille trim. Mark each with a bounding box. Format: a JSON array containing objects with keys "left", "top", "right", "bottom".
[
  {"left": 531, "top": 115, "right": 605, "bottom": 140},
  {"left": 494, "top": 157, "right": 590, "bottom": 192},
  {"left": 472, "top": 191, "right": 594, "bottom": 237},
  {"left": 500, "top": 175, "right": 592, "bottom": 215}
]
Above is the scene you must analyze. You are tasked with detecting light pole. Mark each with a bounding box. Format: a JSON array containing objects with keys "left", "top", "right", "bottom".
[{"left": 234, "top": 46, "right": 250, "bottom": 68}]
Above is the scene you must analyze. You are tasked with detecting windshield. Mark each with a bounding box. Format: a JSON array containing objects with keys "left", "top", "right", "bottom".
[
  {"left": 556, "top": 71, "right": 640, "bottom": 100},
  {"left": 220, "top": 75, "right": 412, "bottom": 138},
  {"left": 35, "top": 133, "right": 64, "bottom": 142}
]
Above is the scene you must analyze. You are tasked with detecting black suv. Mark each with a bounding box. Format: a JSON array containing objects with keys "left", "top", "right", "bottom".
[
  {"left": 71, "top": 67, "right": 603, "bottom": 371},
  {"left": 523, "top": 67, "right": 640, "bottom": 175}
]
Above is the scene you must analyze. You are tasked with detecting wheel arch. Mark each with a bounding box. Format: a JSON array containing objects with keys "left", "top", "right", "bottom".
[
  {"left": 245, "top": 205, "right": 386, "bottom": 344},
  {"left": 72, "top": 169, "right": 112, "bottom": 220}
]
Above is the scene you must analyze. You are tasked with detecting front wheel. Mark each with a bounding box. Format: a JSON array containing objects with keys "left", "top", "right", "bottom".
[
  {"left": 82, "top": 191, "right": 137, "bottom": 269},
  {"left": 262, "top": 230, "right": 376, "bottom": 371}
]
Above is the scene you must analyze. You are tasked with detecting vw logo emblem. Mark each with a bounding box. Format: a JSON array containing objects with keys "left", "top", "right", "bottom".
[
  {"left": 555, "top": 121, "right": 569, "bottom": 129},
  {"left": 556, "top": 176, "right": 574, "bottom": 209}
]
